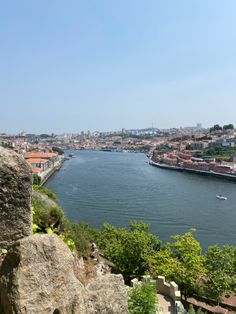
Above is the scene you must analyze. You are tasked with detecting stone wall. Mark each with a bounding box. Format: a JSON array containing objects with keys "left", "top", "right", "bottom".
[
  {"left": 0, "top": 147, "right": 32, "bottom": 248},
  {"left": 131, "top": 275, "right": 185, "bottom": 314}
]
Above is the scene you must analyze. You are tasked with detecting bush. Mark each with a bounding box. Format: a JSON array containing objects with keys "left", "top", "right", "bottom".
[
  {"left": 62, "top": 220, "right": 99, "bottom": 256},
  {"left": 33, "top": 185, "right": 57, "bottom": 202},
  {"left": 97, "top": 221, "right": 161, "bottom": 282},
  {"left": 128, "top": 282, "right": 157, "bottom": 314},
  {"left": 32, "top": 197, "right": 64, "bottom": 231},
  {"left": 33, "top": 174, "right": 41, "bottom": 185}
]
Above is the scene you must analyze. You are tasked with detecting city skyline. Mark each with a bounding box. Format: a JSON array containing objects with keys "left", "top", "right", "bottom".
[{"left": 1, "top": 1, "right": 236, "bottom": 133}]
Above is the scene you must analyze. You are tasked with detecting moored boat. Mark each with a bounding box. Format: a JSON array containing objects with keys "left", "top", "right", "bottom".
[{"left": 216, "top": 195, "right": 227, "bottom": 200}]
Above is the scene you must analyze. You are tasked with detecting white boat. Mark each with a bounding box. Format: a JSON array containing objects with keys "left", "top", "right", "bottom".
[{"left": 216, "top": 195, "right": 227, "bottom": 200}]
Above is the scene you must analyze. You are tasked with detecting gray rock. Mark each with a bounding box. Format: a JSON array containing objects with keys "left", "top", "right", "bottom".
[
  {"left": 0, "top": 234, "right": 129, "bottom": 314},
  {"left": 80, "top": 274, "right": 129, "bottom": 314},
  {"left": 0, "top": 148, "right": 32, "bottom": 248}
]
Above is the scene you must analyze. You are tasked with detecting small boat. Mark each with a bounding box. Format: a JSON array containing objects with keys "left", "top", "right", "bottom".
[{"left": 216, "top": 195, "right": 227, "bottom": 200}]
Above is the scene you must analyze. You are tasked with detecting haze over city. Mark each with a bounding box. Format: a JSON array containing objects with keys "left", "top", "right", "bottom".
[{"left": 1, "top": 0, "right": 236, "bottom": 133}]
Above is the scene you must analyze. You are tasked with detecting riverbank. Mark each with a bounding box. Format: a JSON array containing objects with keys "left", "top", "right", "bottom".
[
  {"left": 40, "top": 156, "right": 65, "bottom": 185},
  {"left": 149, "top": 160, "right": 236, "bottom": 181}
]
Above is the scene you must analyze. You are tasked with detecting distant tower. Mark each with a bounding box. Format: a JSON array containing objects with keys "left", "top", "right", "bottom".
[{"left": 196, "top": 123, "right": 202, "bottom": 130}]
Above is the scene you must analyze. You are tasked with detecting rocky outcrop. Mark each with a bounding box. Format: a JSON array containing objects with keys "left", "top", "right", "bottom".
[
  {"left": 0, "top": 148, "right": 32, "bottom": 248},
  {"left": 0, "top": 234, "right": 129, "bottom": 314}
]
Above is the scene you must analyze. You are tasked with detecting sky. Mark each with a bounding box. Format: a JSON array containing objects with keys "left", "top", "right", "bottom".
[{"left": 1, "top": 0, "right": 236, "bottom": 134}]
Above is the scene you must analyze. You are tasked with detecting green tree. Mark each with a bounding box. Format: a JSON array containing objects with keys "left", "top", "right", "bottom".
[
  {"left": 128, "top": 282, "right": 157, "bottom": 314},
  {"left": 223, "top": 124, "right": 234, "bottom": 130},
  {"left": 148, "top": 230, "right": 206, "bottom": 299},
  {"left": 209, "top": 124, "right": 222, "bottom": 132},
  {"left": 97, "top": 221, "right": 161, "bottom": 282},
  {"left": 52, "top": 146, "right": 64, "bottom": 155},
  {"left": 33, "top": 174, "right": 41, "bottom": 185},
  {"left": 203, "top": 245, "right": 236, "bottom": 300}
]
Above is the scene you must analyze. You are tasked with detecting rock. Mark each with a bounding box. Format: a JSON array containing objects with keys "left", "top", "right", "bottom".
[
  {"left": 0, "top": 234, "right": 129, "bottom": 314},
  {"left": 80, "top": 274, "right": 129, "bottom": 314},
  {"left": 0, "top": 148, "right": 32, "bottom": 248}
]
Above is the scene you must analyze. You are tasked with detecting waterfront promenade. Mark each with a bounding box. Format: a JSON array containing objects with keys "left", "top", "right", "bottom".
[
  {"left": 149, "top": 160, "right": 236, "bottom": 181},
  {"left": 40, "top": 156, "right": 65, "bottom": 185}
]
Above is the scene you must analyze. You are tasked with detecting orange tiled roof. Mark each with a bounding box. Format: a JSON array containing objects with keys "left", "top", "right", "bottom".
[
  {"left": 26, "top": 158, "right": 49, "bottom": 164},
  {"left": 25, "top": 151, "right": 57, "bottom": 159},
  {"left": 32, "top": 167, "right": 42, "bottom": 173}
]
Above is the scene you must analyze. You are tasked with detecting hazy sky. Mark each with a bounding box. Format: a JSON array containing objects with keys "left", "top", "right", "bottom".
[{"left": 1, "top": 0, "right": 236, "bottom": 133}]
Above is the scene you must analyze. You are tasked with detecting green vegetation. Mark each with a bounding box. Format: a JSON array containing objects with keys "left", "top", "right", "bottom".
[
  {"left": 52, "top": 146, "right": 64, "bottom": 155},
  {"left": 32, "top": 185, "right": 97, "bottom": 255},
  {"left": 33, "top": 174, "right": 41, "bottom": 185},
  {"left": 32, "top": 186, "right": 236, "bottom": 303},
  {"left": 33, "top": 185, "right": 57, "bottom": 202},
  {"left": 148, "top": 230, "right": 206, "bottom": 299},
  {"left": 209, "top": 124, "right": 234, "bottom": 133},
  {"left": 128, "top": 281, "right": 157, "bottom": 314},
  {"left": 202, "top": 245, "right": 236, "bottom": 300},
  {"left": 97, "top": 221, "right": 161, "bottom": 282},
  {"left": 203, "top": 146, "right": 236, "bottom": 161},
  {"left": 209, "top": 124, "right": 223, "bottom": 132},
  {"left": 223, "top": 124, "right": 234, "bottom": 130}
]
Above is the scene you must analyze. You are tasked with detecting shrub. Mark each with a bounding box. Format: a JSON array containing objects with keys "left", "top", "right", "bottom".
[
  {"left": 33, "top": 185, "right": 58, "bottom": 202},
  {"left": 128, "top": 282, "right": 157, "bottom": 314},
  {"left": 33, "top": 174, "right": 41, "bottom": 185}
]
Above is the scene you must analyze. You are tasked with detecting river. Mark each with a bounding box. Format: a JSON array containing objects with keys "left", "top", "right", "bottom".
[{"left": 45, "top": 150, "right": 236, "bottom": 249}]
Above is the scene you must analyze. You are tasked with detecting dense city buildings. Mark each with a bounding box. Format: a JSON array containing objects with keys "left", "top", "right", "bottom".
[{"left": 1, "top": 123, "right": 236, "bottom": 178}]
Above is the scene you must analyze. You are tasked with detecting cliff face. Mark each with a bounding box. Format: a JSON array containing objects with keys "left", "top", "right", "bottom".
[
  {"left": 0, "top": 147, "right": 32, "bottom": 248},
  {"left": 0, "top": 148, "right": 128, "bottom": 314}
]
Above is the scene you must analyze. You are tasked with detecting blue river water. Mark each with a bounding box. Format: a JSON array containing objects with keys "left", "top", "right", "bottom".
[{"left": 45, "top": 150, "right": 236, "bottom": 249}]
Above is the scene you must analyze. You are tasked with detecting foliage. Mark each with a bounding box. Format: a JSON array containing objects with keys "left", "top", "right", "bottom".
[
  {"left": 61, "top": 219, "right": 99, "bottom": 255},
  {"left": 32, "top": 196, "right": 63, "bottom": 231},
  {"left": 33, "top": 185, "right": 57, "bottom": 202},
  {"left": 149, "top": 230, "right": 206, "bottom": 298},
  {"left": 223, "top": 124, "right": 234, "bottom": 130},
  {"left": 128, "top": 282, "right": 157, "bottom": 314},
  {"left": 33, "top": 174, "right": 41, "bottom": 185},
  {"left": 203, "top": 146, "right": 236, "bottom": 161},
  {"left": 202, "top": 245, "right": 236, "bottom": 300},
  {"left": 52, "top": 146, "right": 64, "bottom": 155},
  {"left": 97, "top": 221, "right": 161, "bottom": 281},
  {"left": 209, "top": 124, "right": 223, "bottom": 132}
]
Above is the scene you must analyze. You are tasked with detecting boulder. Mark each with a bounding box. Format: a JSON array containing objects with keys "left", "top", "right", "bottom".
[
  {"left": 80, "top": 274, "right": 129, "bottom": 313},
  {"left": 0, "top": 147, "right": 32, "bottom": 248},
  {"left": 0, "top": 234, "right": 129, "bottom": 314}
]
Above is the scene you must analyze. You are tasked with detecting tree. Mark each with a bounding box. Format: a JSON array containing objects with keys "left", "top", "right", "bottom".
[
  {"left": 128, "top": 282, "right": 157, "bottom": 314},
  {"left": 148, "top": 230, "right": 206, "bottom": 299},
  {"left": 97, "top": 221, "right": 161, "bottom": 282},
  {"left": 33, "top": 174, "right": 41, "bottom": 185},
  {"left": 203, "top": 245, "right": 236, "bottom": 300},
  {"left": 52, "top": 146, "right": 64, "bottom": 155},
  {"left": 223, "top": 124, "right": 234, "bottom": 130},
  {"left": 209, "top": 124, "right": 222, "bottom": 133}
]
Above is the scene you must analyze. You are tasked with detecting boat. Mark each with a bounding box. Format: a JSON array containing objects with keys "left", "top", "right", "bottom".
[{"left": 216, "top": 195, "right": 227, "bottom": 200}]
